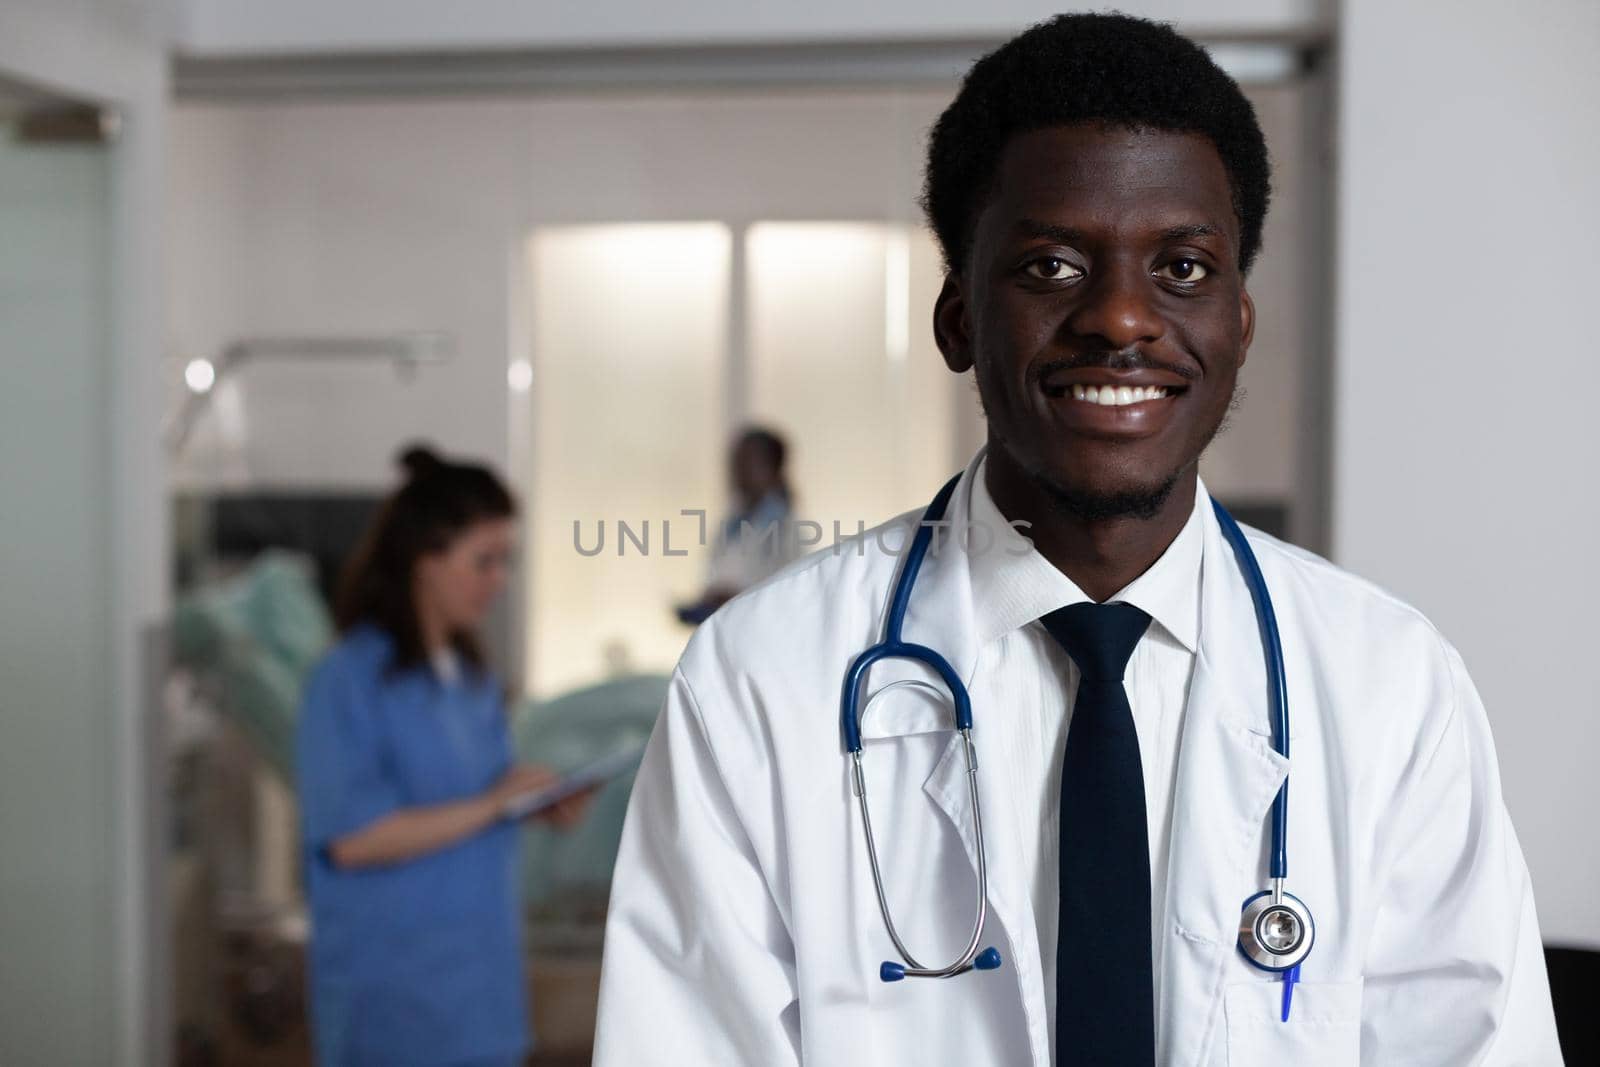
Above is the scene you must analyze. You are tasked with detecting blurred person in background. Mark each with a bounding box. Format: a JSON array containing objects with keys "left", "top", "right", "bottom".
[
  {"left": 296, "top": 445, "right": 589, "bottom": 1067},
  {"left": 677, "top": 425, "right": 796, "bottom": 623}
]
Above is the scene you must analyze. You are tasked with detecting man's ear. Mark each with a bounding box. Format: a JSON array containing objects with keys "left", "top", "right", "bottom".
[
  {"left": 933, "top": 273, "right": 974, "bottom": 373},
  {"left": 1238, "top": 287, "right": 1255, "bottom": 369}
]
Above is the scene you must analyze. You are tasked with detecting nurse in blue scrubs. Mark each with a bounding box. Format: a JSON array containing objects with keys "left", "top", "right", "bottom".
[{"left": 296, "top": 447, "right": 586, "bottom": 1067}]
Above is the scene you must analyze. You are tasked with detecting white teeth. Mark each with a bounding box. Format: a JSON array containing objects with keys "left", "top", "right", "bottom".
[{"left": 1068, "top": 384, "right": 1169, "bottom": 406}]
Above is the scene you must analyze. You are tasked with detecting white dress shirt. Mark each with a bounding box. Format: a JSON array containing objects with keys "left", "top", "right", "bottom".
[{"left": 965, "top": 460, "right": 1205, "bottom": 1048}]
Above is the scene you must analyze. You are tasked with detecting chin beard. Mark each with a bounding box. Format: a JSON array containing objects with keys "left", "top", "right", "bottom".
[
  {"left": 1028, "top": 464, "right": 1185, "bottom": 522},
  {"left": 1004, "top": 381, "right": 1243, "bottom": 522}
]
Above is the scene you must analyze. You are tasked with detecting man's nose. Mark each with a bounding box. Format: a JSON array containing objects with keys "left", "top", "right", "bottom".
[{"left": 1062, "top": 260, "right": 1165, "bottom": 351}]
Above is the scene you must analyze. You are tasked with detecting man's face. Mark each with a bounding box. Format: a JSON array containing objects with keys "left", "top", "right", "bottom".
[{"left": 935, "top": 124, "right": 1254, "bottom": 516}]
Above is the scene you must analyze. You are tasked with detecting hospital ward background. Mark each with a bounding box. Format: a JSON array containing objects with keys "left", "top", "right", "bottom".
[{"left": 1, "top": 1, "right": 1597, "bottom": 1064}]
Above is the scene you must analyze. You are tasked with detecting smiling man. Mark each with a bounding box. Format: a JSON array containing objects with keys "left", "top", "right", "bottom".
[{"left": 594, "top": 13, "right": 1560, "bottom": 1066}]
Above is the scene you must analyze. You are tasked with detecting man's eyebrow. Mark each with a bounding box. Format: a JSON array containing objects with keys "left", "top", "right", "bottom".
[
  {"left": 1158, "top": 223, "right": 1226, "bottom": 242},
  {"left": 1012, "top": 218, "right": 1226, "bottom": 244},
  {"left": 1015, "top": 218, "right": 1087, "bottom": 243}
]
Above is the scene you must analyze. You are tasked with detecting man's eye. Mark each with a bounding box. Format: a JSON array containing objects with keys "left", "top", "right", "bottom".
[
  {"left": 1158, "top": 258, "right": 1210, "bottom": 282},
  {"left": 1024, "top": 257, "right": 1082, "bottom": 281}
]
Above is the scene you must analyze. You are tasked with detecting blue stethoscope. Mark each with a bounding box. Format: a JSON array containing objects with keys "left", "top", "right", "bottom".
[{"left": 841, "top": 473, "right": 1314, "bottom": 1021}]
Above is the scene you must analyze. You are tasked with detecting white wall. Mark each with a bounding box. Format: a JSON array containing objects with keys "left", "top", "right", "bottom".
[
  {"left": 174, "top": 0, "right": 1330, "bottom": 55},
  {"left": 167, "top": 95, "right": 537, "bottom": 487},
  {"left": 167, "top": 90, "right": 952, "bottom": 491},
  {"left": 0, "top": 1, "right": 170, "bottom": 1064},
  {"left": 1333, "top": 0, "right": 1600, "bottom": 947}
]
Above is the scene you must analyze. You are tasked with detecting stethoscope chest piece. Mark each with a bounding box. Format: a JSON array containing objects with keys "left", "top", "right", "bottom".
[{"left": 1238, "top": 885, "right": 1315, "bottom": 971}]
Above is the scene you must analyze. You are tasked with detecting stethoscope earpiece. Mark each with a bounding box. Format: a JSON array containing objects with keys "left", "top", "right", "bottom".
[{"left": 880, "top": 946, "right": 1002, "bottom": 983}]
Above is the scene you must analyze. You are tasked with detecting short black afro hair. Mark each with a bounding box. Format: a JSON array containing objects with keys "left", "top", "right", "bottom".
[{"left": 923, "top": 11, "right": 1271, "bottom": 277}]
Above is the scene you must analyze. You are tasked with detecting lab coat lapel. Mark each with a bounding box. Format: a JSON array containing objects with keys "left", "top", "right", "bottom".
[
  {"left": 1158, "top": 498, "right": 1291, "bottom": 1067},
  {"left": 887, "top": 454, "right": 1050, "bottom": 1067}
]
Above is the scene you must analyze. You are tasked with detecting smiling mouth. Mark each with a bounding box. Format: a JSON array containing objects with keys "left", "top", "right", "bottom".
[
  {"left": 1040, "top": 380, "right": 1189, "bottom": 403},
  {"left": 1066, "top": 383, "right": 1175, "bottom": 406},
  {"left": 1036, "top": 370, "right": 1190, "bottom": 438}
]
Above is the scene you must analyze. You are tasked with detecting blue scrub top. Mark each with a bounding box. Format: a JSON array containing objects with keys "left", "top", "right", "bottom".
[{"left": 296, "top": 624, "right": 530, "bottom": 1067}]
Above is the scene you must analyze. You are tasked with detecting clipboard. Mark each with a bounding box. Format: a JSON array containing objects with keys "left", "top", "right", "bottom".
[{"left": 500, "top": 744, "right": 645, "bottom": 820}]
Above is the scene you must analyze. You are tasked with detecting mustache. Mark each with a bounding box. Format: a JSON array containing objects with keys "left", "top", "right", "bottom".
[{"left": 1028, "top": 348, "right": 1199, "bottom": 387}]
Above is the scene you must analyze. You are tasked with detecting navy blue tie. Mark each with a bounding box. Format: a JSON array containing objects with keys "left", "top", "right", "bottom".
[{"left": 1040, "top": 601, "right": 1156, "bottom": 1067}]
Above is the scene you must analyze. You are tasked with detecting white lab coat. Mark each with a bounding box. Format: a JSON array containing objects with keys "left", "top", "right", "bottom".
[{"left": 594, "top": 454, "right": 1561, "bottom": 1066}]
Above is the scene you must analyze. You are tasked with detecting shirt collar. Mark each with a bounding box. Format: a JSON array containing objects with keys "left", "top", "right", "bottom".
[
  {"left": 965, "top": 454, "right": 1206, "bottom": 653},
  {"left": 430, "top": 645, "right": 462, "bottom": 685}
]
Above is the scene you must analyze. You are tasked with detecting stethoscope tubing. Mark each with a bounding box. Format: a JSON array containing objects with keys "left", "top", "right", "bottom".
[
  {"left": 1208, "top": 498, "right": 1291, "bottom": 881},
  {"left": 841, "top": 473, "right": 965, "bottom": 754},
  {"left": 841, "top": 471, "right": 1299, "bottom": 986},
  {"left": 841, "top": 473, "right": 995, "bottom": 979}
]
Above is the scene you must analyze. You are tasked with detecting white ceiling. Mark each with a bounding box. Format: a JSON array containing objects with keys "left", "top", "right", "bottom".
[{"left": 172, "top": 0, "right": 1334, "bottom": 57}]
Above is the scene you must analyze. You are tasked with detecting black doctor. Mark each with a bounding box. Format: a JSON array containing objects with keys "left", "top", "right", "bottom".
[
  {"left": 594, "top": 12, "right": 1560, "bottom": 1067},
  {"left": 921, "top": 16, "right": 1265, "bottom": 1061}
]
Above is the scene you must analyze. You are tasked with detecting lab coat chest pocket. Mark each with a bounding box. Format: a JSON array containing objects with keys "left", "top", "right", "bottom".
[{"left": 1223, "top": 979, "right": 1362, "bottom": 1066}]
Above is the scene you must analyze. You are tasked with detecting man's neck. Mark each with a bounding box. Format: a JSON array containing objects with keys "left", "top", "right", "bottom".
[{"left": 984, "top": 449, "right": 1197, "bottom": 603}]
